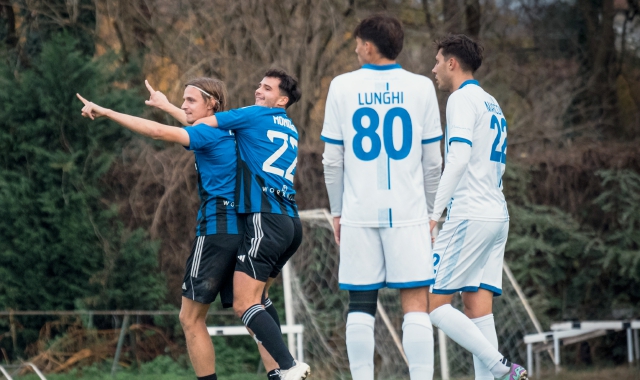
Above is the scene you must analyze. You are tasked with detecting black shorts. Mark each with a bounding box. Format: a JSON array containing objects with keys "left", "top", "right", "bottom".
[
  {"left": 235, "top": 213, "right": 303, "bottom": 282},
  {"left": 182, "top": 233, "right": 243, "bottom": 307}
]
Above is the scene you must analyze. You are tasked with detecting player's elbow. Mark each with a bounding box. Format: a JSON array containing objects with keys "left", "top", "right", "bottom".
[{"left": 148, "top": 125, "right": 165, "bottom": 140}]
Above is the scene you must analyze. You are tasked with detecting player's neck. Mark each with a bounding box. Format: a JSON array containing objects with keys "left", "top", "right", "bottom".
[
  {"left": 363, "top": 56, "right": 396, "bottom": 66},
  {"left": 451, "top": 74, "right": 476, "bottom": 92}
]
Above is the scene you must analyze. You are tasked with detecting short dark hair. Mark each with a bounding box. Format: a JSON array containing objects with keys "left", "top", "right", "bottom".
[
  {"left": 353, "top": 14, "right": 404, "bottom": 60},
  {"left": 264, "top": 68, "right": 301, "bottom": 109},
  {"left": 435, "top": 34, "right": 484, "bottom": 73}
]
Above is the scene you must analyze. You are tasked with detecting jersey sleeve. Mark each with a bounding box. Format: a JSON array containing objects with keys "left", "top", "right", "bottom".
[
  {"left": 215, "top": 106, "right": 258, "bottom": 131},
  {"left": 320, "top": 81, "right": 343, "bottom": 145},
  {"left": 445, "top": 92, "right": 476, "bottom": 146},
  {"left": 184, "top": 124, "right": 214, "bottom": 151},
  {"left": 421, "top": 78, "right": 443, "bottom": 144}
]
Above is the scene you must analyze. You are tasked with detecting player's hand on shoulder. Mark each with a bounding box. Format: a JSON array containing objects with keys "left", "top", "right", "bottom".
[
  {"left": 144, "top": 80, "right": 170, "bottom": 110},
  {"left": 76, "top": 93, "right": 109, "bottom": 120}
]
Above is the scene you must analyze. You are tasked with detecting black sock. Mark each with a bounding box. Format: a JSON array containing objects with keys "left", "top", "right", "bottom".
[
  {"left": 263, "top": 297, "right": 281, "bottom": 331},
  {"left": 242, "top": 304, "right": 295, "bottom": 370},
  {"left": 197, "top": 374, "right": 217, "bottom": 380},
  {"left": 267, "top": 368, "right": 281, "bottom": 379}
]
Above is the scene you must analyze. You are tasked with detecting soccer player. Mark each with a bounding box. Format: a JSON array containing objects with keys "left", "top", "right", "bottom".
[
  {"left": 321, "top": 14, "right": 443, "bottom": 380},
  {"left": 77, "top": 78, "right": 277, "bottom": 380},
  {"left": 155, "top": 69, "right": 310, "bottom": 380},
  {"left": 428, "top": 35, "right": 528, "bottom": 380}
]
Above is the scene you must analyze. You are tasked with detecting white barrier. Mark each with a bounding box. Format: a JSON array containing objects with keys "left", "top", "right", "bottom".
[
  {"left": 523, "top": 320, "right": 640, "bottom": 378},
  {"left": 207, "top": 324, "right": 305, "bottom": 362},
  {"left": 0, "top": 362, "right": 47, "bottom": 380}
]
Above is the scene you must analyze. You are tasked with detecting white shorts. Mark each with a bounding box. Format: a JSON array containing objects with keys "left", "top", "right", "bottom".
[
  {"left": 431, "top": 219, "right": 508, "bottom": 296},
  {"left": 339, "top": 223, "right": 434, "bottom": 290}
]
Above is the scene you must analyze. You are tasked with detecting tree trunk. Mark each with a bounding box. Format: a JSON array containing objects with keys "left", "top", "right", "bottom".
[
  {"left": 422, "top": 0, "right": 434, "bottom": 31},
  {"left": 443, "top": 0, "right": 462, "bottom": 33},
  {"left": 568, "top": 0, "right": 620, "bottom": 136},
  {"left": 1, "top": 2, "right": 18, "bottom": 48},
  {"left": 465, "top": 0, "right": 481, "bottom": 38}
]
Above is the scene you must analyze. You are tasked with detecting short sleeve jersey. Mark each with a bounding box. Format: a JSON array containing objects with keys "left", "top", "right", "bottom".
[
  {"left": 215, "top": 106, "right": 299, "bottom": 216},
  {"left": 321, "top": 63, "right": 442, "bottom": 227},
  {"left": 184, "top": 124, "right": 241, "bottom": 235},
  {"left": 444, "top": 80, "right": 509, "bottom": 221}
]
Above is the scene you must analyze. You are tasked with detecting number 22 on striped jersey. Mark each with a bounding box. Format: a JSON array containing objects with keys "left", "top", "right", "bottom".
[{"left": 262, "top": 130, "right": 298, "bottom": 182}]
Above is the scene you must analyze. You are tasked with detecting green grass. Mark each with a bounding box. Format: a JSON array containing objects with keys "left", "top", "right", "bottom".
[{"left": 16, "top": 355, "right": 264, "bottom": 380}]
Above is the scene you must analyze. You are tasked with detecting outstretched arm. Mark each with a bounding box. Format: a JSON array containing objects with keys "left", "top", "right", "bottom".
[
  {"left": 77, "top": 93, "right": 190, "bottom": 146},
  {"left": 144, "top": 80, "right": 189, "bottom": 126}
]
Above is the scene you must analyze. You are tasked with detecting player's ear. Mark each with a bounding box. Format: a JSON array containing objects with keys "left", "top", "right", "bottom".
[{"left": 277, "top": 95, "right": 289, "bottom": 108}]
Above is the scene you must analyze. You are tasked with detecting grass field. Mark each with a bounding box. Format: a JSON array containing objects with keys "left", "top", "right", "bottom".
[{"left": 15, "top": 365, "right": 640, "bottom": 379}]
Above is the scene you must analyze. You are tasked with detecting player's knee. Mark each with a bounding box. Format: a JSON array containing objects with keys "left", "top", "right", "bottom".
[
  {"left": 179, "top": 309, "right": 201, "bottom": 331},
  {"left": 233, "top": 302, "right": 249, "bottom": 318},
  {"left": 348, "top": 289, "right": 378, "bottom": 317}
]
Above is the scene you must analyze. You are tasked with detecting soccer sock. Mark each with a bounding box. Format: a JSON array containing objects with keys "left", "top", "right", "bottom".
[
  {"left": 472, "top": 314, "right": 499, "bottom": 380},
  {"left": 402, "top": 312, "right": 434, "bottom": 380},
  {"left": 263, "top": 297, "right": 281, "bottom": 331},
  {"left": 430, "top": 305, "right": 510, "bottom": 378},
  {"left": 241, "top": 305, "right": 295, "bottom": 370},
  {"left": 197, "top": 374, "right": 217, "bottom": 380},
  {"left": 345, "top": 312, "right": 375, "bottom": 380},
  {"left": 267, "top": 368, "right": 281, "bottom": 379}
]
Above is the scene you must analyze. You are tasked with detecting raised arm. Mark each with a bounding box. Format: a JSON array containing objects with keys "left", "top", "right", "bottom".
[
  {"left": 144, "top": 80, "right": 189, "bottom": 126},
  {"left": 77, "top": 93, "right": 190, "bottom": 146}
]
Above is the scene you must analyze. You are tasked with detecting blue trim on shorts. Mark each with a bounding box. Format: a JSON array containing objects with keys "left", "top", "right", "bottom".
[
  {"left": 387, "top": 279, "right": 435, "bottom": 289},
  {"left": 340, "top": 282, "right": 386, "bottom": 291},
  {"left": 431, "top": 284, "right": 503, "bottom": 297},
  {"left": 479, "top": 283, "right": 503, "bottom": 296}
]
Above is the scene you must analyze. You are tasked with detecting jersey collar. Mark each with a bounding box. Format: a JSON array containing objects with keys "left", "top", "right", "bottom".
[
  {"left": 362, "top": 63, "right": 402, "bottom": 71},
  {"left": 459, "top": 79, "right": 480, "bottom": 89}
]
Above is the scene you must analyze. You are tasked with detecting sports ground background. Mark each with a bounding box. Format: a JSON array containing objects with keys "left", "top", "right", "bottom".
[{"left": 1, "top": 0, "right": 640, "bottom": 378}]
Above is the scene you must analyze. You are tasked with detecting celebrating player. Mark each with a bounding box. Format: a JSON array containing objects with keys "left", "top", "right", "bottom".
[
  {"left": 154, "top": 69, "right": 310, "bottom": 380},
  {"left": 78, "top": 78, "right": 271, "bottom": 380},
  {"left": 321, "top": 14, "right": 443, "bottom": 380},
  {"left": 428, "top": 35, "right": 528, "bottom": 380}
]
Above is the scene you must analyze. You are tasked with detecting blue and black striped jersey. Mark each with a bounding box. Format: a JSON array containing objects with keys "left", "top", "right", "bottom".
[
  {"left": 184, "top": 124, "right": 241, "bottom": 235},
  {"left": 215, "top": 106, "right": 299, "bottom": 217}
]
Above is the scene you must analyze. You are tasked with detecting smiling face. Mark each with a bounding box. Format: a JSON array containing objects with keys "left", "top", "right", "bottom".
[
  {"left": 181, "top": 86, "right": 215, "bottom": 124},
  {"left": 255, "top": 76, "right": 289, "bottom": 108},
  {"left": 432, "top": 49, "right": 454, "bottom": 92}
]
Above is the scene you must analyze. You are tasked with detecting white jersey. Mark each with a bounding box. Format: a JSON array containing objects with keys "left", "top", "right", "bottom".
[
  {"left": 445, "top": 80, "right": 508, "bottom": 221},
  {"left": 321, "top": 64, "right": 442, "bottom": 227}
]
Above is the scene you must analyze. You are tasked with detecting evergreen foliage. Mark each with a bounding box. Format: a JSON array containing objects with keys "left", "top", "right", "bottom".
[
  {"left": 504, "top": 164, "right": 640, "bottom": 326},
  {"left": 0, "top": 33, "right": 166, "bottom": 357}
]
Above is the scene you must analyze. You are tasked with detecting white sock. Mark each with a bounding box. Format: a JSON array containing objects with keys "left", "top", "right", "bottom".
[
  {"left": 346, "top": 312, "right": 375, "bottom": 380},
  {"left": 430, "top": 305, "right": 509, "bottom": 378},
  {"left": 471, "top": 314, "right": 499, "bottom": 380},
  {"left": 402, "top": 312, "right": 434, "bottom": 380}
]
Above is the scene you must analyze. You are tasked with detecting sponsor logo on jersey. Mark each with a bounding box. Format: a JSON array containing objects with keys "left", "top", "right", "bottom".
[
  {"left": 238, "top": 255, "right": 246, "bottom": 262},
  {"left": 484, "top": 101, "right": 503, "bottom": 115},
  {"left": 261, "top": 185, "right": 295, "bottom": 200},
  {"left": 182, "top": 283, "right": 187, "bottom": 290}
]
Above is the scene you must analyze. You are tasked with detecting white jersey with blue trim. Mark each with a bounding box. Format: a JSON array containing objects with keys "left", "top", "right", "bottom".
[
  {"left": 444, "top": 80, "right": 508, "bottom": 221},
  {"left": 321, "top": 63, "right": 442, "bottom": 227}
]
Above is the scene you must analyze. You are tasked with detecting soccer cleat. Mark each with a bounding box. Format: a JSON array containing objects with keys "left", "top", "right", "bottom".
[
  {"left": 279, "top": 361, "right": 311, "bottom": 380},
  {"left": 495, "top": 363, "right": 528, "bottom": 380}
]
